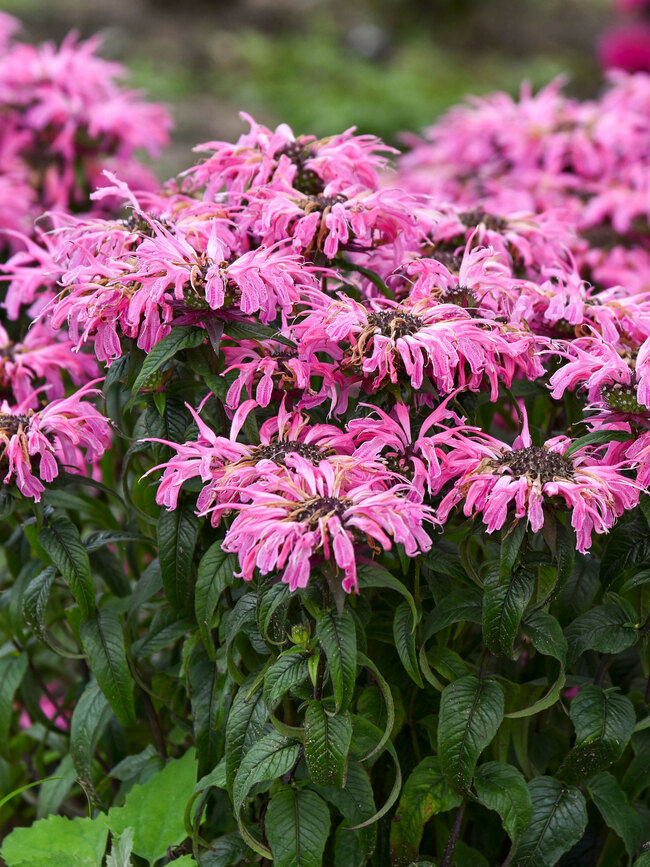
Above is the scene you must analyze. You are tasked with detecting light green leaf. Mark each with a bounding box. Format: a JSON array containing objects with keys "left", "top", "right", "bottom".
[
  {"left": 107, "top": 750, "right": 198, "bottom": 864},
  {"left": 474, "top": 761, "right": 532, "bottom": 844},
  {"left": 80, "top": 609, "right": 135, "bottom": 727},
  {"left": 438, "top": 676, "right": 504, "bottom": 793},
  {"left": 389, "top": 756, "right": 461, "bottom": 867},
  {"left": 39, "top": 517, "right": 95, "bottom": 617},
  {"left": 558, "top": 685, "right": 635, "bottom": 782},
  {"left": 1, "top": 815, "right": 108, "bottom": 867},
  {"left": 513, "top": 776, "right": 587, "bottom": 866},
  {"left": 266, "top": 786, "right": 330, "bottom": 867},
  {"left": 105, "top": 826, "right": 134, "bottom": 867},
  {"left": 304, "top": 701, "right": 352, "bottom": 787}
]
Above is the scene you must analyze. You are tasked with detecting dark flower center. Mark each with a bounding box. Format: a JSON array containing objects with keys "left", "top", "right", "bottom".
[
  {"left": 302, "top": 193, "right": 346, "bottom": 213},
  {"left": 366, "top": 310, "right": 423, "bottom": 340},
  {"left": 438, "top": 285, "right": 476, "bottom": 309},
  {"left": 253, "top": 441, "right": 326, "bottom": 464},
  {"left": 432, "top": 251, "right": 463, "bottom": 272},
  {"left": 289, "top": 495, "right": 352, "bottom": 527},
  {"left": 494, "top": 445, "right": 575, "bottom": 483},
  {"left": 600, "top": 381, "right": 645, "bottom": 414},
  {"left": 459, "top": 209, "right": 508, "bottom": 232},
  {"left": 277, "top": 141, "right": 325, "bottom": 196},
  {"left": 0, "top": 412, "right": 29, "bottom": 437}
]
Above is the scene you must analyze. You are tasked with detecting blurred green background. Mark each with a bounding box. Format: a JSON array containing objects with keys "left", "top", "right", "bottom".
[{"left": 0, "top": 0, "right": 614, "bottom": 178}]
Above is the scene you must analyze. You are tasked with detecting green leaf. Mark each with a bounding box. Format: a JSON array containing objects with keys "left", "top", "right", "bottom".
[
  {"left": 225, "top": 670, "right": 269, "bottom": 793},
  {"left": 0, "top": 652, "right": 28, "bottom": 758},
  {"left": 232, "top": 730, "right": 300, "bottom": 816},
  {"left": 264, "top": 652, "right": 310, "bottom": 709},
  {"left": 317, "top": 609, "right": 357, "bottom": 713},
  {"left": 266, "top": 786, "right": 330, "bottom": 867},
  {"left": 189, "top": 648, "right": 227, "bottom": 776},
  {"left": 586, "top": 771, "right": 645, "bottom": 858},
  {"left": 105, "top": 827, "right": 134, "bottom": 867},
  {"left": 107, "top": 750, "right": 198, "bottom": 864},
  {"left": 356, "top": 563, "right": 417, "bottom": 626},
  {"left": 196, "top": 542, "right": 237, "bottom": 656},
  {"left": 521, "top": 610, "right": 567, "bottom": 665},
  {"left": 621, "top": 747, "right": 650, "bottom": 800},
  {"left": 389, "top": 756, "right": 461, "bottom": 867},
  {"left": 513, "top": 776, "right": 587, "bottom": 866},
  {"left": 70, "top": 681, "right": 113, "bottom": 808},
  {"left": 393, "top": 600, "right": 423, "bottom": 686},
  {"left": 499, "top": 521, "right": 527, "bottom": 579},
  {"left": 438, "top": 676, "right": 504, "bottom": 793},
  {"left": 129, "top": 326, "right": 205, "bottom": 397},
  {"left": 421, "top": 586, "right": 483, "bottom": 640},
  {"left": 257, "top": 580, "right": 290, "bottom": 645},
  {"left": 79, "top": 609, "right": 136, "bottom": 727},
  {"left": 304, "top": 701, "right": 352, "bottom": 787},
  {"left": 474, "top": 761, "right": 532, "bottom": 845},
  {"left": 131, "top": 611, "right": 196, "bottom": 657},
  {"left": 224, "top": 319, "right": 294, "bottom": 347},
  {"left": 1, "top": 815, "right": 108, "bottom": 867},
  {"left": 483, "top": 569, "right": 534, "bottom": 657},
  {"left": 633, "top": 853, "right": 650, "bottom": 867},
  {"left": 558, "top": 685, "right": 635, "bottom": 782},
  {"left": 565, "top": 430, "right": 631, "bottom": 456},
  {"left": 39, "top": 517, "right": 95, "bottom": 617},
  {"left": 157, "top": 502, "right": 200, "bottom": 612},
  {"left": 600, "top": 513, "right": 650, "bottom": 584},
  {"left": 37, "top": 755, "right": 76, "bottom": 819},
  {"left": 565, "top": 604, "right": 638, "bottom": 661}
]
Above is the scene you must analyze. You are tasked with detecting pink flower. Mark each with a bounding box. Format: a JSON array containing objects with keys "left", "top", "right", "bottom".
[
  {"left": 0, "top": 381, "right": 112, "bottom": 501},
  {"left": 438, "top": 416, "right": 639, "bottom": 552},
  {"left": 598, "top": 24, "right": 650, "bottom": 73},
  {"left": 216, "top": 462, "right": 434, "bottom": 593}
]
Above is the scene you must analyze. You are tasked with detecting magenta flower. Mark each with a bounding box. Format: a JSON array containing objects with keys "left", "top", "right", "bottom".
[
  {"left": 217, "top": 462, "right": 434, "bottom": 593},
  {"left": 438, "top": 417, "right": 639, "bottom": 552}
]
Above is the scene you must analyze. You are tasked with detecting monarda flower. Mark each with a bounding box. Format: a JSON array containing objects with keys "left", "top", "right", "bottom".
[
  {"left": 437, "top": 420, "right": 638, "bottom": 552},
  {"left": 215, "top": 463, "right": 434, "bottom": 593},
  {"left": 0, "top": 382, "right": 112, "bottom": 500}
]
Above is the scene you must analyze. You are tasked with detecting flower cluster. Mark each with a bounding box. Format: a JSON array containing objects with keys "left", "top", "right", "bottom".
[
  {"left": 4, "top": 62, "right": 650, "bottom": 593},
  {"left": 0, "top": 14, "right": 171, "bottom": 249}
]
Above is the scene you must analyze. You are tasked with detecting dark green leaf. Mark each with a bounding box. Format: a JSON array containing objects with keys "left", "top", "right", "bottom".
[
  {"left": 586, "top": 771, "right": 645, "bottom": 858},
  {"left": 393, "top": 600, "right": 423, "bottom": 686},
  {"left": 39, "top": 517, "right": 95, "bottom": 617},
  {"left": 266, "top": 786, "right": 330, "bottom": 867},
  {"left": 483, "top": 569, "right": 534, "bottom": 657},
  {"left": 22, "top": 567, "right": 57, "bottom": 643},
  {"left": 474, "top": 761, "right": 532, "bottom": 844},
  {"left": 389, "top": 756, "right": 461, "bottom": 867},
  {"left": 558, "top": 685, "right": 635, "bottom": 782},
  {"left": 356, "top": 563, "right": 417, "bottom": 626},
  {"left": 438, "top": 676, "right": 504, "bottom": 793},
  {"left": 196, "top": 542, "right": 237, "bottom": 656},
  {"left": 317, "top": 609, "right": 357, "bottom": 713},
  {"left": 500, "top": 521, "right": 527, "bottom": 579},
  {"left": 304, "top": 701, "right": 352, "bottom": 787},
  {"left": 225, "top": 319, "right": 294, "bottom": 347},
  {"left": 621, "top": 748, "right": 650, "bottom": 800},
  {"left": 80, "top": 609, "right": 135, "bottom": 726},
  {"left": 232, "top": 731, "right": 300, "bottom": 815},
  {"left": 257, "top": 580, "right": 290, "bottom": 646},
  {"left": 521, "top": 610, "right": 567, "bottom": 665},
  {"left": 107, "top": 750, "right": 198, "bottom": 863},
  {"left": 0, "top": 653, "right": 28, "bottom": 758},
  {"left": 131, "top": 610, "right": 196, "bottom": 657},
  {"left": 513, "top": 776, "right": 587, "bottom": 866},
  {"left": 189, "top": 649, "right": 227, "bottom": 776},
  {"left": 600, "top": 513, "right": 650, "bottom": 585},
  {"left": 225, "top": 670, "right": 269, "bottom": 793},
  {"left": 70, "top": 681, "right": 113, "bottom": 807},
  {"left": 422, "top": 586, "right": 483, "bottom": 640},
  {"left": 565, "top": 430, "right": 631, "bottom": 456},
  {"left": 129, "top": 326, "right": 205, "bottom": 397},
  {"left": 157, "top": 502, "right": 200, "bottom": 612},
  {"left": 264, "top": 652, "right": 310, "bottom": 709},
  {"left": 565, "top": 605, "right": 638, "bottom": 661}
]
